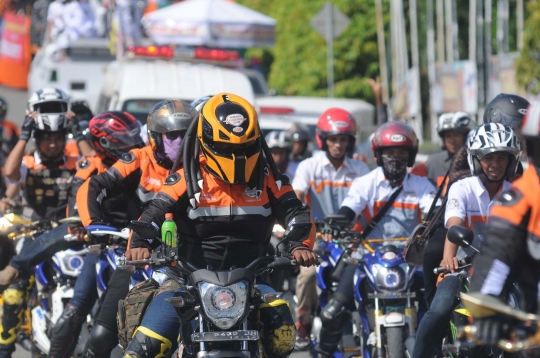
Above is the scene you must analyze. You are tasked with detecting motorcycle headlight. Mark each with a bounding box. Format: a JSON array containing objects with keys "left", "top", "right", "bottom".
[
  {"left": 371, "top": 264, "right": 408, "bottom": 292},
  {"left": 198, "top": 281, "right": 248, "bottom": 329}
]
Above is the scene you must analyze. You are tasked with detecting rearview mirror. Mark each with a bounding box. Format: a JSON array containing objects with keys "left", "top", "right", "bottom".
[
  {"left": 129, "top": 220, "right": 158, "bottom": 239},
  {"left": 448, "top": 226, "right": 474, "bottom": 248},
  {"left": 324, "top": 214, "right": 350, "bottom": 227}
]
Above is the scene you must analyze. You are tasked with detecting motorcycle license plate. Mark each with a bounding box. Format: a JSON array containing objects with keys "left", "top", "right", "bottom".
[{"left": 192, "top": 330, "right": 260, "bottom": 342}]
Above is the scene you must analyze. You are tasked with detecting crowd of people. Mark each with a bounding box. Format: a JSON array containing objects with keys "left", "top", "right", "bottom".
[{"left": 0, "top": 86, "right": 536, "bottom": 358}]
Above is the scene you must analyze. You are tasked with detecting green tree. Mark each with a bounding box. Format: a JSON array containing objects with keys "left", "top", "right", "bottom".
[
  {"left": 237, "top": 0, "right": 387, "bottom": 102},
  {"left": 516, "top": 1, "right": 540, "bottom": 94}
]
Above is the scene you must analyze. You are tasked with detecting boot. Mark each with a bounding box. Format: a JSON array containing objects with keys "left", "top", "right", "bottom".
[
  {"left": 0, "top": 266, "right": 18, "bottom": 292},
  {"left": 48, "top": 304, "right": 84, "bottom": 358}
]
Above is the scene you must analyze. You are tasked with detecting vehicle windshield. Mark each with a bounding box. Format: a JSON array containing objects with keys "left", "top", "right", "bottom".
[{"left": 122, "top": 99, "right": 164, "bottom": 124}]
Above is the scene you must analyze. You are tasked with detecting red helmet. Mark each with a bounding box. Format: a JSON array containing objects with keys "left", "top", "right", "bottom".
[
  {"left": 316, "top": 108, "right": 357, "bottom": 151},
  {"left": 371, "top": 121, "right": 419, "bottom": 167},
  {"left": 89, "top": 111, "right": 144, "bottom": 165},
  {"left": 522, "top": 100, "right": 540, "bottom": 170}
]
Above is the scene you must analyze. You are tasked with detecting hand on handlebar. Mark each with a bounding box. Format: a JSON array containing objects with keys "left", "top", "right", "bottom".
[
  {"left": 291, "top": 247, "right": 318, "bottom": 269},
  {"left": 440, "top": 256, "right": 459, "bottom": 273},
  {"left": 69, "top": 225, "right": 87, "bottom": 242},
  {"left": 125, "top": 248, "right": 150, "bottom": 266}
]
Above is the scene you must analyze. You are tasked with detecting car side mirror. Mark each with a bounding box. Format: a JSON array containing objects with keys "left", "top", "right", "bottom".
[
  {"left": 448, "top": 226, "right": 474, "bottom": 248},
  {"left": 129, "top": 220, "right": 158, "bottom": 239}
]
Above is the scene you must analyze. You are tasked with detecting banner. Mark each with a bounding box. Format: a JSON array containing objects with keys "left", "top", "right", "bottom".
[
  {"left": 0, "top": 12, "right": 31, "bottom": 89},
  {"left": 0, "top": 12, "right": 27, "bottom": 63},
  {"left": 434, "top": 60, "right": 478, "bottom": 114}
]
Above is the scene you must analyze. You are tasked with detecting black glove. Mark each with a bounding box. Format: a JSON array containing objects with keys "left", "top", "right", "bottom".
[
  {"left": 474, "top": 315, "right": 510, "bottom": 346},
  {"left": 19, "top": 115, "right": 35, "bottom": 141},
  {"left": 70, "top": 116, "right": 85, "bottom": 143}
]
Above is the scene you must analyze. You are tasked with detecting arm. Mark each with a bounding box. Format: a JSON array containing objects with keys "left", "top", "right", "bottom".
[
  {"left": 470, "top": 187, "right": 530, "bottom": 299},
  {"left": 441, "top": 216, "right": 464, "bottom": 272},
  {"left": 3, "top": 140, "right": 26, "bottom": 181},
  {"left": 127, "top": 171, "right": 186, "bottom": 257},
  {"left": 441, "top": 181, "right": 467, "bottom": 271},
  {"left": 268, "top": 173, "right": 317, "bottom": 267},
  {"left": 291, "top": 161, "right": 310, "bottom": 205},
  {"left": 77, "top": 152, "right": 141, "bottom": 225}
]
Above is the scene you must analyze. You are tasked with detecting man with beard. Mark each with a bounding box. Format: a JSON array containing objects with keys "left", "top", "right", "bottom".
[{"left": 315, "top": 121, "right": 437, "bottom": 358}]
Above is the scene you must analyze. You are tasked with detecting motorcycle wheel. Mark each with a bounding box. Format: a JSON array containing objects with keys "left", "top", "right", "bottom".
[{"left": 385, "top": 327, "right": 405, "bottom": 358}]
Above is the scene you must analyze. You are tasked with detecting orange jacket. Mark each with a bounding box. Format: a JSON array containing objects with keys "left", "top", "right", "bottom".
[
  {"left": 131, "top": 159, "right": 316, "bottom": 270},
  {"left": 78, "top": 146, "right": 169, "bottom": 226}
]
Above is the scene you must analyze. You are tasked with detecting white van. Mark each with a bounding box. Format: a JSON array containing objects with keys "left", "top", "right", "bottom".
[{"left": 96, "top": 59, "right": 255, "bottom": 123}]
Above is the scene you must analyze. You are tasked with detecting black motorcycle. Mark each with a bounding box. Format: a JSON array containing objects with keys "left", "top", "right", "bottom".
[{"left": 126, "top": 221, "right": 317, "bottom": 358}]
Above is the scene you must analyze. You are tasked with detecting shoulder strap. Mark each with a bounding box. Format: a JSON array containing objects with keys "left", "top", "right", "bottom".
[
  {"left": 362, "top": 185, "right": 403, "bottom": 238},
  {"left": 425, "top": 170, "right": 449, "bottom": 222}
]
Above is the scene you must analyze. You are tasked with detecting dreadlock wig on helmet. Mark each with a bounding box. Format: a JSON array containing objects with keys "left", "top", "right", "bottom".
[{"left": 180, "top": 93, "right": 282, "bottom": 208}]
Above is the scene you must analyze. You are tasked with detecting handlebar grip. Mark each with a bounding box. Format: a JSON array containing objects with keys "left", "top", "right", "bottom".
[{"left": 433, "top": 267, "right": 446, "bottom": 275}]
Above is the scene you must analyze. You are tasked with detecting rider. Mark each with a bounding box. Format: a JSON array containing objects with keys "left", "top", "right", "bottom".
[
  {"left": 317, "top": 121, "right": 437, "bottom": 358},
  {"left": 124, "top": 93, "right": 318, "bottom": 358},
  {"left": 411, "top": 112, "right": 475, "bottom": 187},
  {"left": 288, "top": 124, "right": 312, "bottom": 163},
  {"left": 75, "top": 99, "right": 198, "bottom": 358},
  {"left": 0, "top": 88, "right": 80, "bottom": 358},
  {"left": 47, "top": 111, "right": 145, "bottom": 358},
  {"left": 469, "top": 102, "right": 540, "bottom": 344},
  {"left": 291, "top": 107, "right": 370, "bottom": 349},
  {"left": 412, "top": 123, "right": 521, "bottom": 358},
  {"left": 265, "top": 130, "right": 298, "bottom": 178},
  {"left": 0, "top": 97, "right": 20, "bottom": 162}
]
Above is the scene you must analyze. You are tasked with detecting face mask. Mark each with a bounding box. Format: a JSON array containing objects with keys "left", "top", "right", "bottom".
[
  {"left": 382, "top": 154, "right": 409, "bottom": 187},
  {"left": 163, "top": 136, "right": 183, "bottom": 163}
]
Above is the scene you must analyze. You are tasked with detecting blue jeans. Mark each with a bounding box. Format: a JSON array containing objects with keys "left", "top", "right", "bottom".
[
  {"left": 412, "top": 275, "right": 460, "bottom": 358},
  {"left": 69, "top": 253, "right": 99, "bottom": 315},
  {"left": 10, "top": 224, "right": 84, "bottom": 278}
]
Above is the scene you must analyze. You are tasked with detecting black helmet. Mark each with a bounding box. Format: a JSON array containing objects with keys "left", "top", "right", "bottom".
[
  {"left": 0, "top": 97, "right": 7, "bottom": 122},
  {"left": 483, "top": 93, "right": 529, "bottom": 131}
]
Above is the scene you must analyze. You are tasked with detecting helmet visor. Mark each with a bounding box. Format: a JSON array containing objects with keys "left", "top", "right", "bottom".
[
  {"left": 36, "top": 101, "right": 68, "bottom": 114},
  {"left": 486, "top": 108, "right": 522, "bottom": 130},
  {"left": 470, "top": 146, "right": 521, "bottom": 160},
  {"left": 147, "top": 113, "right": 194, "bottom": 133}
]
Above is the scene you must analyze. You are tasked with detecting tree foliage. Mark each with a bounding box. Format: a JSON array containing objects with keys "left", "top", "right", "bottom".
[
  {"left": 237, "top": 0, "right": 387, "bottom": 102},
  {"left": 516, "top": 1, "right": 540, "bottom": 95}
]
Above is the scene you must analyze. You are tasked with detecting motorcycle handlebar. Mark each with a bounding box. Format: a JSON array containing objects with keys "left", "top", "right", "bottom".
[{"left": 433, "top": 258, "right": 472, "bottom": 275}]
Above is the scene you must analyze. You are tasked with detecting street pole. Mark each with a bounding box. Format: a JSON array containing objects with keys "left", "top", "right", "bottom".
[
  {"left": 477, "top": 0, "right": 485, "bottom": 110},
  {"left": 427, "top": 0, "right": 438, "bottom": 142},
  {"left": 485, "top": 0, "right": 492, "bottom": 102},
  {"left": 517, "top": 0, "right": 523, "bottom": 51},
  {"left": 445, "top": 0, "right": 453, "bottom": 63},
  {"left": 452, "top": 0, "right": 459, "bottom": 60},
  {"left": 325, "top": 3, "right": 334, "bottom": 98},
  {"left": 409, "top": 0, "right": 422, "bottom": 140},
  {"left": 469, "top": 0, "right": 476, "bottom": 61},
  {"left": 375, "top": 0, "right": 390, "bottom": 105},
  {"left": 436, "top": 0, "right": 445, "bottom": 63}
]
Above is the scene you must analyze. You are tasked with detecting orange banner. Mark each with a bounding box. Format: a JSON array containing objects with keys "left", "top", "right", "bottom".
[{"left": 0, "top": 12, "right": 31, "bottom": 89}]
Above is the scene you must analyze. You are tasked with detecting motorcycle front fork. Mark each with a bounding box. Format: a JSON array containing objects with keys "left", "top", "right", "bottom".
[{"left": 372, "top": 295, "right": 417, "bottom": 353}]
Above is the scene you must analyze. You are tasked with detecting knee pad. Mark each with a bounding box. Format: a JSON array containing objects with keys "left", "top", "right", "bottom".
[
  {"left": 258, "top": 299, "right": 296, "bottom": 358},
  {"left": 0, "top": 287, "right": 25, "bottom": 345},
  {"left": 123, "top": 326, "right": 172, "bottom": 358},
  {"left": 84, "top": 323, "right": 118, "bottom": 357},
  {"left": 320, "top": 298, "right": 350, "bottom": 328},
  {"left": 48, "top": 304, "right": 84, "bottom": 358}
]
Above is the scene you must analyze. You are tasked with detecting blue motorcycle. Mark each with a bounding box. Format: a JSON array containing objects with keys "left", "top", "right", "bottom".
[{"left": 314, "top": 227, "right": 422, "bottom": 358}]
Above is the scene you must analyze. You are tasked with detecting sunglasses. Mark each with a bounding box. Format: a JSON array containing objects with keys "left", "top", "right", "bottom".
[{"left": 163, "top": 131, "right": 185, "bottom": 140}]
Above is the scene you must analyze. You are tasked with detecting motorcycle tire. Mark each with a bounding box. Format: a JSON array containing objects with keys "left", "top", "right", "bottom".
[{"left": 386, "top": 327, "right": 405, "bottom": 358}]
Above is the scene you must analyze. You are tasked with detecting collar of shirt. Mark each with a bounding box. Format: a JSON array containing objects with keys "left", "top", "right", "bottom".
[
  {"left": 33, "top": 151, "right": 67, "bottom": 166},
  {"left": 373, "top": 166, "right": 411, "bottom": 191},
  {"left": 471, "top": 176, "right": 510, "bottom": 203},
  {"left": 319, "top": 151, "right": 355, "bottom": 173}
]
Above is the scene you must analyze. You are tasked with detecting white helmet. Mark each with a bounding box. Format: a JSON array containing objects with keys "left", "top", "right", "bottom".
[
  {"left": 437, "top": 111, "right": 475, "bottom": 137},
  {"left": 28, "top": 88, "right": 69, "bottom": 132},
  {"left": 467, "top": 123, "right": 521, "bottom": 178},
  {"left": 265, "top": 130, "right": 293, "bottom": 152}
]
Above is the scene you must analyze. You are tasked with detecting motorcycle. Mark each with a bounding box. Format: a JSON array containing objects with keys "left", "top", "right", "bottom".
[
  {"left": 313, "top": 215, "right": 422, "bottom": 358},
  {"left": 125, "top": 220, "right": 316, "bottom": 358},
  {"left": 30, "top": 217, "right": 87, "bottom": 356}
]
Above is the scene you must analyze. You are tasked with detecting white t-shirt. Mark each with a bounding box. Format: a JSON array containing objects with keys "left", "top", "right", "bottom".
[
  {"left": 341, "top": 167, "right": 437, "bottom": 241},
  {"left": 445, "top": 176, "right": 511, "bottom": 256},
  {"left": 292, "top": 151, "right": 370, "bottom": 222},
  {"left": 47, "top": 0, "right": 65, "bottom": 40}
]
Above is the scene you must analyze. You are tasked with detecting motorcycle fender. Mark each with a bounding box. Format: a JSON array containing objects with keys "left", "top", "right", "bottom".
[
  {"left": 454, "top": 308, "right": 471, "bottom": 317},
  {"left": 31, "top": 306, "right": 51, "bottom": 354},
  {"left": 376, "top": 312, "right": 406, "bottom": 328},
  {"left": 51, "top": 286, "right": 74, "bottom": 325}
]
